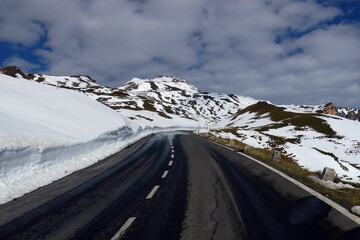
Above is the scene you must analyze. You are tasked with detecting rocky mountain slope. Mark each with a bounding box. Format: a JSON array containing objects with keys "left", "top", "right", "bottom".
[{"left": 0, "top": 66, "right": 258, "bottom": 126}]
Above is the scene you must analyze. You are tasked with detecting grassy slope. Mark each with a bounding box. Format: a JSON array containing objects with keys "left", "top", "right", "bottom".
[{"left": 232, "top": 101, "right": 337, "bottom": 137}]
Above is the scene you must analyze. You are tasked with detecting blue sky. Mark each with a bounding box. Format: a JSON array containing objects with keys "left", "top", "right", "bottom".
[{"left": 0, "top": 0, "right": 359, "bottom": 108}]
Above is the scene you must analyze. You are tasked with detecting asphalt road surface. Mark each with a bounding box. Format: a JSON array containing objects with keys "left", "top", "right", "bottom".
[{"left": 0, "top": 132, "right": 359, "bottom": 240}]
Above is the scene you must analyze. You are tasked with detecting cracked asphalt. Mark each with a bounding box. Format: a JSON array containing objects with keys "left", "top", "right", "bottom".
[
  {"left": 180, "top": 135, "right": 245, "bottom": 240},
  {"left": 179, "top": 134, "right": 360, "bottom": 240}
]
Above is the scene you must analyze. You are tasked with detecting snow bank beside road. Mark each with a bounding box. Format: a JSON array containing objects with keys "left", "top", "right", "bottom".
[
  {"left": 0, "top": 126, "right": 185, "bottom": 204},
  {"left": 0, "top": 74, "right": 141, "bottom": 204}
]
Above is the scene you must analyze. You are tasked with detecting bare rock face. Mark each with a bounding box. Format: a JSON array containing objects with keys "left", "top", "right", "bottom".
[
  {"left": 0, "top": 66, "right": 29, "bottom": 79},
  {"left": 323, "top": 102, "right": 338, "bottom": 115}
]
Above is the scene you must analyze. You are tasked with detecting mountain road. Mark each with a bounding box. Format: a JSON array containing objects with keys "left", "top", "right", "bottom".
[{"left": 0, "top": 132, "right": 359, "bottom": 240}]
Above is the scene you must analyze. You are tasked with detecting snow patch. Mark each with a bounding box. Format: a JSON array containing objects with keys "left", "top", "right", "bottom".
[
  {"left": 351, "top": 206, "right": 360, "bottom": 216},
  {"left": 308, "top": 176, "right": 354, "bottom": 190}
]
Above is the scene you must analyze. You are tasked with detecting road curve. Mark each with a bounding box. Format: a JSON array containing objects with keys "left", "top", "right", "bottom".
[{"left": 0, "top": 132, "right": 359, "bottom": 240}]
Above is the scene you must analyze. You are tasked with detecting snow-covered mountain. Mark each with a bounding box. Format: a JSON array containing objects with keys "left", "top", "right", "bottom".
[
  {"left": 2, "top": 66, "right": 357, "bottom": 124},
  {"left": 0, "top": 66, "right": 258, "bottom": 127},
  {"left": 1, "top": 66, "right": 360, "bottom": 204},
  {"left": 116, "top": 76, "right": 258, "bottom": 126}
]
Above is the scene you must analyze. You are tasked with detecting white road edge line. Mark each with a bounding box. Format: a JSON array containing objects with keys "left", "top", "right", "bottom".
[
  {"left": 110, "top": 217, "right": 136, "bottom": 240},
  {"left": 208, "top": 139, "right": 360, "bottom": 225},
  {"left": 146, "top": 185, "right": 160, "bottom": 199},
  {"left": 171, "top": 149, "right": 174, "bottom": 153},
  {"left": 168, "top": 160, "right": 173, "bottom": 166},
  {"left": 171, "top": 154, "right": 174, "bottom": 159},
  {"left": 162, "top": 170, "right": 169, "bottom": 178}
]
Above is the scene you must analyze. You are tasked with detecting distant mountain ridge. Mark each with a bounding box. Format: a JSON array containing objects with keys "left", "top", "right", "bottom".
[{"left": 1, "top": 66, "right": 358, "bottom": 123}]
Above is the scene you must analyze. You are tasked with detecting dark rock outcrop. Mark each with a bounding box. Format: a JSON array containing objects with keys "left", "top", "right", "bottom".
[{"left": 0, "top": 66, "right": 29, "bottom": 79}]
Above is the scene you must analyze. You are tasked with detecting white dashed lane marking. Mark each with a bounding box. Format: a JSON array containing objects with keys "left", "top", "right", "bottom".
[
  {"left": 161, "top": 170, "right": 169, "bottom": 178},
  {"left": 110, "top": 217, "right": 136, "bottom": 240},
  {"left": 146, "top": 185, "right": 160, "bottom": 199},
  {"left": 112, "top": 142, "right": 177, "bottom": 239}
]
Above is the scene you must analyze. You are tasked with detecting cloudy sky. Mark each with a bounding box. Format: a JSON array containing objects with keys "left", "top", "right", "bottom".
[{"left": 0, "top": 0, "right": 359, "bottom": 107}]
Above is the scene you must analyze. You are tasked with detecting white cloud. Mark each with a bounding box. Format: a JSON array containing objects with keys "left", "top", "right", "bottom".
[
  {"left": 0, "top": 0, "right": 359, "bottom": 107},
  {"left": 2, "top": 56, "right": 40, "bottom": 72},
  {"left": 277, "top": 0, "right": 341, "bottom": 30}
]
